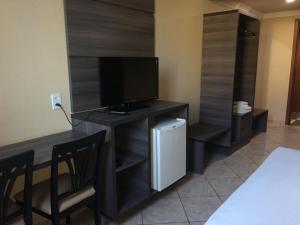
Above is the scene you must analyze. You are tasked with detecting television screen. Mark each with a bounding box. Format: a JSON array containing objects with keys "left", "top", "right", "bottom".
[{"left": 99, "top": 57, "right": 159, "bottom": 107}]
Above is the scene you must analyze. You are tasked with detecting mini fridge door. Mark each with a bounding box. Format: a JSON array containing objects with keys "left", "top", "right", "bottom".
[{"left": 152, "top": 119, "right": 186, "bottom": 191}]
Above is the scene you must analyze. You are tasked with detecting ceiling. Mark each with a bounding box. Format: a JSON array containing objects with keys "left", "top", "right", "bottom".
[{"left": 212, "top": 0, "right": 300, "bottom": 13}]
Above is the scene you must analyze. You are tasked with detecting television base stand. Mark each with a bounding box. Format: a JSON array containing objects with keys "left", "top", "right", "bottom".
[{"left": 108, "top": 102, "right": 150, "bottom": 115}]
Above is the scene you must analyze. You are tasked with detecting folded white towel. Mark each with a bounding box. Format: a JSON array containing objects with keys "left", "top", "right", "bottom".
[
  {"left": 234, "top": 109, "right": 252, "bottom": 114},
  {"left": 234, "top": 105, "right": 252, "bottom": 110},
  {"left": 234, "top": 101, "right": 248, "bottom": 106}
]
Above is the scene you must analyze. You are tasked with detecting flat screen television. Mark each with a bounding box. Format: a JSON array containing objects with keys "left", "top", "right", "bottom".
[{"left": 99, "top": 57, "right": 159, "bottom": 111}]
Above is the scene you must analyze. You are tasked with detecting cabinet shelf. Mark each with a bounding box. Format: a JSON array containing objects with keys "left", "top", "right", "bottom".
[
  {"left": 118, "top": 190, "right": 150, "bottom": 214},
  {"left": 233, "top": 111, "right": 252, "bottom": 117},
  {"left": 116, "top": 152, "right": 147, "bottom": 173}
]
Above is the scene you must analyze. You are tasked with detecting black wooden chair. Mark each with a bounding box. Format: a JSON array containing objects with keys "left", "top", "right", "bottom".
[
  {"left": 15, "top": 131, "right": 106, "bottom": 225},
  {"left": 0, "top": 151, "right": 34, "bottom": 225}
]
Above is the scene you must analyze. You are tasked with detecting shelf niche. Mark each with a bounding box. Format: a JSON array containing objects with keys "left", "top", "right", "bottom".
[{"left": 114, "top": 118, "right": 151, "bottom": 214}]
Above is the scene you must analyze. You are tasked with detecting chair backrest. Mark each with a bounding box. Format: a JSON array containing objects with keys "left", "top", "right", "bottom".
[
  {"left": 50, "top": 130, "right": 106, "bottom": 213},
  {"left": 0, "top": 151, "right": 34, "bottom": 225}
]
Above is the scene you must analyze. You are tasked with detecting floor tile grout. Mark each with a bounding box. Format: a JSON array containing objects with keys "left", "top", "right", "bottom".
[
  {"left": 204, "top": 175, "right": 224, "bottom": 203},
  {"left": 176, "top": 189, "right": 190, "bottom": 224},
  {"left": 222, "top": 160, "right": 246, "bottom": 181}
]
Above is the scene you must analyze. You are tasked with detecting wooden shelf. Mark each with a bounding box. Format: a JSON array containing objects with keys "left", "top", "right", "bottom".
[
  {"left": 188, "top": 123, "right": 229, "bottom": 142},
  {"left": 117, "top": 163, "right": 151, "bottom": 215},
  {"left": 118, "top": 189, "right": 150, "bottom": 214},
  {"left": 116, "top": 152, "right": 147, "bottom": 173},
  {"left": 233, "top": 111, "right": 252, "bottom": 117},
  {"left": 253, "top": 109, "right": 268, "bottom": 118}
]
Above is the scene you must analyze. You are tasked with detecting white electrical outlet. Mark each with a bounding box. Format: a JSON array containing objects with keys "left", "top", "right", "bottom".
[{"left": 51, "top": 93, "right": 61, "bottom": 110}]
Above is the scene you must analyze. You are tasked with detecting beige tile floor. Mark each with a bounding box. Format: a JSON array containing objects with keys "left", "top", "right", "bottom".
[{"left": 35, "top": 123, "right": 300, "bottom": 225}]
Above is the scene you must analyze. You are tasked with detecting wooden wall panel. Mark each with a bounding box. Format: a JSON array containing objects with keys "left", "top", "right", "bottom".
[
  {"left": 69, "top": 57, "right": 101, "bottom": 112},
  {"left": 65, "top": 0, "right": 154, "bottom": 57},
  {"left": 200, "top": 12, "right": 239, "bottom": 130},
  {"left": 96, "top": 0, "right": 154, "bottom": 12},
  {"left": 65, "top": 0, "right": 155, "bottom": 112}
]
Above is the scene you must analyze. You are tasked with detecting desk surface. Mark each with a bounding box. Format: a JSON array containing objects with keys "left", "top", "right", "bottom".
[
  {"left": 72, "top": 100, "right": 189, "bottom": 127},
  {"left": 0, "top": 131, "right": 87, "bottom": 169}
]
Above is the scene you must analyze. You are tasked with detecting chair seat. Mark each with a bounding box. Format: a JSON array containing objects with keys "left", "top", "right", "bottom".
[
  {"left": 7, "top": 199, "right": 21, "bottom": 217},
  {"left": 6, "top": 200, "right": 23, "bottom": 225},
  {"left": 15, "top": 174, "right": 95, "bottom": 215},
  {"left": 7, "top": 217, "right": 25, "bottom": 225}
]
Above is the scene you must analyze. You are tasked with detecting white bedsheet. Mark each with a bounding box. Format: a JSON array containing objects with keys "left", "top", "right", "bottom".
[{"left": 205, "top": 147, "right": 300, "bottom": 225}]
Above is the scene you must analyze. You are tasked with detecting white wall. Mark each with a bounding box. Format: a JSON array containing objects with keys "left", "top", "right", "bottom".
[
  {"left": 155, "top": 0, "right": 229, "bottom": 124},
  {"left": 255, "top": 15, "right": 300, "bottom": 123},
  {"left": 0, "top": 0, "right": 71, "bottom": 146}
]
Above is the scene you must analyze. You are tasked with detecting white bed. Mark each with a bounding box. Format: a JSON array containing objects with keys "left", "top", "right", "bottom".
[{"left": 205, "top": 147, "right": 300, "bottom": 225}]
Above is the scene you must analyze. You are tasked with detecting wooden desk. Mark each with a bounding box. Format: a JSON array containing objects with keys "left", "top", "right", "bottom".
[{"left": 0, "top": 131, "right": 88, "bottom": 169}]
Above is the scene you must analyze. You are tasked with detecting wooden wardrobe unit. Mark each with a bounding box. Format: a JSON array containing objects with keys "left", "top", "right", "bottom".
[{"left": 199, "top": 10, "right": 260, "bottom": 152}]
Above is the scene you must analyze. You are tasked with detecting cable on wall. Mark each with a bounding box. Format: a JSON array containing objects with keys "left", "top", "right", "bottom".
[{"left": 56, "top": 103, "right": 90, "bottom": 127}]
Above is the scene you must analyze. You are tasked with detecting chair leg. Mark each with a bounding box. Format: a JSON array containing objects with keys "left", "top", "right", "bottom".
[
  {"left": 24, "top": 217, "right": 33, "bottom": 225},
  {"left": 66, "top": 215, "right": 71, "bottom": 224},
  {"left": 52, "top": 219, "right": 60, "bottom": 225},
  {"left": 94, "top": 209, "right": 102, "bottom": 225}
]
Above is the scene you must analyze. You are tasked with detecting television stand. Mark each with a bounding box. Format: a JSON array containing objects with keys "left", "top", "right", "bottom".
[
  {"left": 109, "top": 102, "right": 150, "bottom": 114},
  {"left": 72, "top": 100, "right": 188, "bottom": 219}
]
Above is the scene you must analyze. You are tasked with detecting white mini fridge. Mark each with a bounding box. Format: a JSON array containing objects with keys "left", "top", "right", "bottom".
[{"left": 151, "top": 118, "right": 186, "bottom": 191}]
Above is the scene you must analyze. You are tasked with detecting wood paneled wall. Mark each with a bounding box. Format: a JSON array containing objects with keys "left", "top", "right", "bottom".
[
  {"left": 64, "top": 0, "right": 155, "bottom": 112},
  {"left": 69, "top": 57, "right": 101, "bottom": 112},
  {"left": 65, "top": 0, "right": 154, "bottom": 57},
  {"left": 200, "top": 12, "right": 239, "bottom": 129},
  {"left": 96, "top": 0, "right": 154, "bottom": 12}
]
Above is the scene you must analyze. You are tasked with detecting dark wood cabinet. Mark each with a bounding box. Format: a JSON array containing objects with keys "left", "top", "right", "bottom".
[
  {"left": 232, "top": 112, "right": 252, "bottom": 144},
  {"left": 72, "top": 100, "right": 188, "bottom": 219},
  {"left": 199, "top": 11, "right": 261, "bottom": 152},
  {"left": 253, "top": 109, "right": 268, "bottom": 134}
]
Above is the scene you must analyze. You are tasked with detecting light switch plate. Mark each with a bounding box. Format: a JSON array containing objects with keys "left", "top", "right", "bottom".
[{"left": 51, "top": 93, "right": 61, "bottom": 110}]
